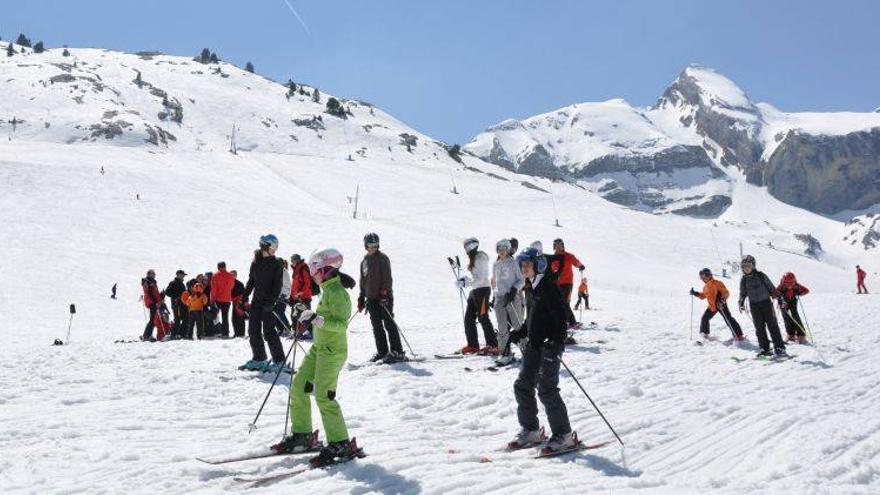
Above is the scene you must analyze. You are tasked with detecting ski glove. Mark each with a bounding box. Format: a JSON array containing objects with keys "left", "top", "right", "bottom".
[
  {"left": 509, "top": 325, "right": 527, "bottom": 344},
  {"left": 298, "top": 310, "right": 324, "bottom": 328},
  {"left": 455, "top": 277, "right": 470, "bottom": 289},
  {"left": 503, "top": 288, "right": 518, "bottom": 307},
  {"left": 689, "top": 288, "right": 699, "bottom": 297}
]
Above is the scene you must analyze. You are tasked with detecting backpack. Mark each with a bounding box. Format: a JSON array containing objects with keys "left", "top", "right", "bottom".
[{"left": 311, "top": 279, "right": 321, "bottom": 296}]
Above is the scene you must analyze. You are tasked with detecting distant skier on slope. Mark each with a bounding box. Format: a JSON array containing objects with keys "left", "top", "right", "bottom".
[
  {"left": 140, "top": 269, "right": 162, "bottom": 342},
  {"left": 455, "top": 238, "right": 498, "bottom": 355},
  {"left": 272, "top": 248, "right": 359, "bottom": 467},
  {"left": 573, "top": 276, "right": 590, "bottom": 311},
  {"left": 358, "top": 233, "right": 405, "bottom": 364},
  {"left": 547, "top": 238, "right": 585, "bottom": 328},
  {"left": 506, "top": 247, "right": 577, "bottom": 453},
  {"left": 738, "top": 255, "right": 787, "bottom": 358},
  {"left": 182, "top": 282, "right": 208, "bottom": 339},
  {"left": 110, "top": 283, "right": 117, "bottom": 300},
  {"left": 240, "top": 235, "right": 287, "bottom": 372},
  {"left": 689, "top": 268, "right": 744, "bottom": 341},
  {"left": 777, "top": 272, "right": 810, "bottom": 344},
  {"left": 164, "top": 270, "right": 187, "bottom": 339},
  {"left": 856, "top": 265, "right": 868, "bottom": 294},
  {"left": 491, "top": 238, "right": 525, "bottom": 366}
]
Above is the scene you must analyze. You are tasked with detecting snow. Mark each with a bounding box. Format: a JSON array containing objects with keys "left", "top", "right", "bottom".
[
  {"left": 757, "top": 103, "right": 880, "bottom": 159},
  {"left": 1, "top": 44, "right": 880, "bottom": 494},
  {"left": 683, "top": 65, "right": 755, "bottom": 111}
]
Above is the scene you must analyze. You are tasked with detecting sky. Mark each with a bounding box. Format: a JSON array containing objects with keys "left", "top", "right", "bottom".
[{"left": 3, "top": 0, "right": 879, "bottom": 144}]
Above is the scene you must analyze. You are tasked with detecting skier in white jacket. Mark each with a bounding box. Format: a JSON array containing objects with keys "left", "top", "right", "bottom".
[
  {"left": 456, "top": 237, "right": 498, "bottom": 355},
  {"left": 492, "top": 239, "right": 524, "bottom": 365}
]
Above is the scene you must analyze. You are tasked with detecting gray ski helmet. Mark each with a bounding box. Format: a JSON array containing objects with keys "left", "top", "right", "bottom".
[
  {"left": 699, "top": 268, "right": 712, "bottom": 277},
  {"left": 496, "top": 238, "right": 512, "bottom": 254},
  {"left": 290, "top": 254, "right": 302, "bottom": 263},
  {"left": 509, "top": 237, "right": 519, "bottom": 254},
  {"left": 516, "top": 247, "right": 548, "bottom": 273},
  {"left": 259, "top": 234, "right": 279, "bottom": 250},
  {"left": 529, "top": 240, "right": 543, "bottom": 254},
  {"left": 364, "top": 232, "right": 380, "bottom": 249},
  {"left": 741, "top": 254, "right": 756, "bottom": 267},
  {"left": 463, "top": 237, "right": 479, "bottom": 253}
]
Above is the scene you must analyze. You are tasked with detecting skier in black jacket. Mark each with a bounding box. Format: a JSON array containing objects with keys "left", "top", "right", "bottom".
[
  {"left": 240, "top": 234, "right": 286, "bottom": 372},
  {"left": 164, "top": 270, "right": 188, "bottom": 339},
  {"left": 507, "top": 247, "right": 576, "bottom": 454},
  {"left": 738, "top": 255, "right": 787, "bottom": 358}
]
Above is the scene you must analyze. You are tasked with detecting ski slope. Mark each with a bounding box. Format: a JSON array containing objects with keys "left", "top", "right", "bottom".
[{"left": 1, "top": 137, "right": 879, "bottom": 494}]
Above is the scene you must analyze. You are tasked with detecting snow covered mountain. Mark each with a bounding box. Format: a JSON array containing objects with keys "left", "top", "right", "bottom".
[
  {"left": 468, "top": 65, "right": 880, "bottom": 217},
  {"left": 2, "top": 42, "right": 880, "bottom": 494}
]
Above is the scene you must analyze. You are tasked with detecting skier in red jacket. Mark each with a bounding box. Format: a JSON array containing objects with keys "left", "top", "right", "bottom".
[
  {"left": 548, "top": 239, "right": 584, "bottom": 328},
  {"left": 212, "top": 261, "right": 236, "bottom": 338},
  {"left": 141, "top": 269, "right": 162, "bottom": 341},
  {"left": 290, "top": 254, "right": 315, "bottom": 338},
  {"left": 857, "top": 265, "right": 868, "bottom": 294},
  {"left": 776, "top": 272, "right": 810, "bottom": 344}
]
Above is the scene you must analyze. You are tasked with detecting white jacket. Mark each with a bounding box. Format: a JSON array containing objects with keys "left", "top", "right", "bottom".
[
  {"left": 493, "top": 256, "right": 524, "bottom": 296},
  {"left": 467, "top": 251, "right": 491, "bottom": 290},
  {"left": 281, "top": 267, "right": 292, "bottom": 299}
]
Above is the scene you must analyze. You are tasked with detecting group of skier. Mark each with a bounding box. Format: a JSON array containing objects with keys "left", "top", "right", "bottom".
[{"left": 689, "top": 254, "right": 815, "bottom": 358}]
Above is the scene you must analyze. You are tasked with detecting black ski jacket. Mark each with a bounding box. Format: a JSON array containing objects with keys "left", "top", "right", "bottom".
[
  {"left": 522, "top": 274, "right": 568, "bottom": 347},
  {"left": 739, "top": 270, "right": 779, "bottom": 307},
  {"left": 165, "top": 279, "right": 185, "bottom": 301},
  {"left": 245, "top": 254, "right": 283, "bottom": 307}
]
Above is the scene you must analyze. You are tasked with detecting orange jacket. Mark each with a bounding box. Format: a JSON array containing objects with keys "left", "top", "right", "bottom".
[
  {"left": 550, "top": 251, "right": 584, "bottom": 286},
  {"left": 182, "top": 291, "right": 208, "bottom": 311},
  {"left": 696, "top": 278, "right": 729, "bottom": 312},
  {"left": 578, "top": 278, "right": 588, "bottom": 294}
]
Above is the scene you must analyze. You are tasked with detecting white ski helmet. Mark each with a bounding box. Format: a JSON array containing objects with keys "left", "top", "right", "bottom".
[
  {"left": 308, "top": 248, "right": 343, "bottom": 277},
  {"left": 496, "top": 238, "right": 512, "bottom": 254},
  {"left": 463, "top": 237, "right": 479, "bottom": 253}
]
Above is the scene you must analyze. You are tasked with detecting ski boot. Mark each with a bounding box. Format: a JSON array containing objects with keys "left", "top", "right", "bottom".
[
  {"left": 369, "top": 352, "right": 387, "bottom": 363},
  {"left": 383, "top": 350, "right": 406, "bottom": 364},
  {"left": 797, "top": 336, "right": 809, "bottom": 345},
  {"left": 271, "top": 430, "right": 320, "bottom": 454},
  {"left": 774, "top": 347, "right": 789, "bottom": 359},
  {"left": 507, "top": 427, "right": 546, "bottom": 450},
  {"left": 238, "top": 359, "right": 267, "bottom": 371},
  {"left": 460, "top": 345, "right": 479, "bottom": 355},
  {"left": 756, "top": 349, "right": 772, "bottom": 359},
  {"left": 494, "top": 354, "right": 516, "bottom": 367},
  {"left": 786, "top": 334, "right": 796, "bottom": 343},
  {"left": 478, "top": 346, "right": 500, "bottom": 356},
  {"left": 310, "top": 438, "right": 358, "bottom": 468},
  {"left": 262, "top": 361, "right": 289, "bottom": 373},
  {"left": 733, "top": 335, "right": 746, "bottom": 342},
  {"left": 541, "top": 431, "right": 578, "bottom": 455}
]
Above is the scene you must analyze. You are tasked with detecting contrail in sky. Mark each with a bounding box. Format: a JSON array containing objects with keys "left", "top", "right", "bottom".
[{"left": 282, "top": 0, "right": 312, "bottom": 37}]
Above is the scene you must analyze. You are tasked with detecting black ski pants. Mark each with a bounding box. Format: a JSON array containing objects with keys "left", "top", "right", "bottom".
[
  {"left": 217, "top": 302, "right": 231, "bottom": 337},
  {"left": 142, "top": 305, "right": 157, "bottom": 340},
  {"left": 232, "top": 307, "right": 246, "bottom": 337},
  {"left": 514, "top": 342, "right": 571, "bottom": 436},
  {"left": 780, "top": 300, "right": 806, "bottom": 337},
  {"left": 559, "top": 283, "right": 577, "bottom": 325},
  {"left": 464, "top": 287, "right": 497, "bottom": 348},
  {"left": 700, "top": 303, "right": 743, "bottom": 338},
  {"left": 367, "top": 298, "right": 403, "bottom": 356},
  {"left": 186, "top": 310, "right": 205, "bottom": 340},
  {"left": 749, "top": 300, "right": 785, "bottom": 352},
  {"left": 248, "top": 304, "right": 286, "bottom": 363},
  {"left": 573, "top": 293, "right": 589, "bottom": 310}
]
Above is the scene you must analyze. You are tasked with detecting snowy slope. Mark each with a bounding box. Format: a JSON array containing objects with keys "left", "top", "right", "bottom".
[{"left": 1, "top": 44, "right": 880, "bottom": 494}]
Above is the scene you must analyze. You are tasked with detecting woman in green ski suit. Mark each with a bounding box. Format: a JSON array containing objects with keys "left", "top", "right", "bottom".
[{"left": 272, "top": 248, "right": 356, "bottom": 465}]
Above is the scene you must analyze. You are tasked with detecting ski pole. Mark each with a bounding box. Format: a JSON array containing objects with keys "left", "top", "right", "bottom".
[
  {"left": 381, "top": 304, "right": 419, "bottom": 358},
  {"left": 716, "top": 300, "right": 738, "bottom": 341},
  {"left": 248, "top": 312, "right": 301, "bottom": 434},
  {"left": 559, "top": 357, "right": 624, "bottom": 447},
  {"left": 448, "top": 257, "right": 466, "bottom": 321}
]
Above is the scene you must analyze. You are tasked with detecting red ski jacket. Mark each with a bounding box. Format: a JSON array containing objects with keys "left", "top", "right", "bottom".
[
  {"left": 142, "top": 278, "right": 161, "bottom": 308},
  {"left": 291, "top": 262, "right": 313, "bottom": 300},
  {"left": 211, "top": 269, "right": 235, "bottom": 303},
  {"left": 857, "top": 268, "right": 867, "bottom": 282},
  {"left": 550, "top": 251, "right": 584, "bottom": 286},
  {"left": 776, "top": 283, "right": 809, "bottom": 301}
]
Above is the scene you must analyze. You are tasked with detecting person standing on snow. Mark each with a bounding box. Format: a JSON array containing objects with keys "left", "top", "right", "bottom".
[
  {"left": 241, "top": 234, "right": 287, "bottom": 372},
  {"left": 182, "top": 282, "right": 208, "bottom": 339},
  {"left": 230, "top": 270, "right": 247, "bottom": 338},
  {"left": 456, "top": 238, "right": 498, "bottom": 355},
  {"left": 738, "top": 255, "right": 787, "bottom": 358},
  {"left": 290, "top": 254, "right": 315, "bottom": 340},
  {"left": 358, "top": 233, "right": 405, "bottom": 363},
  {"left": 211, "top": 262, "right": 235, "bottom": 338},
  {"left": 492, "top": 238, "right": 525, "bottom": 365},
  {"left": 690, "top": 268, "right": 745, "bottom": 340},
  {"left": 272, "top": 248, "right": 359, "bottom": 467},
  {"left": 141, "top": 269, "right": 162, "bottom": 342},
  {"left": 856, "top": 265, "right": 868, "bottom": 294},
  {"left": 777, "top": 272, "right": 810, "bottom": 344},
  {"left": 164, "top": 270, "right": 188, "bottom": 339},
  {"left": 506, "top": 247, "right": 577, "bottom": 454},
  {"left": 548, "top": 239, "right": 585, "bottom": 328},
  {"left": 573, "top": 277, "right": 590, "bottom": 311}
]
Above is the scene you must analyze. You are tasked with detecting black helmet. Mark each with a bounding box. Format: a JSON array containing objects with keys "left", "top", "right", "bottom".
[
  {"left": 290, "top": 254, "right": 302, "bottom": 263},
  {"left": 699, "top": 268, "right": 712, "bottom": 277},
  {"left": 741, "top": 254, "right": 756, "bottom": 267},
  {"left": 509, "top": 237, "right": 519, "bottom": 254},
  {"left": 364, "top": 232, "right": 380, "bottom": 249}
]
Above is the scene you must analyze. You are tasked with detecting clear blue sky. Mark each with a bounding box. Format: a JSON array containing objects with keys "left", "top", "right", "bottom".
[{"left": 4, "top": 0, "right": 879, "bottom": 143}]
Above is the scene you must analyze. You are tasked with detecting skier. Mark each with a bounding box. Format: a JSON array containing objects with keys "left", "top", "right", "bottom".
[
  {"left": 777, "top": 272, "right": 810, "bottom": 344},
  {"left": 153, "top": 301, "right": 174, "bottom": 341},
  {"left": 230, "top": 270, "right": 247, "bottom": 338},
  {"left": 182, "top": 282, "right": 208, "bottom": 339},
  {"left": 491, "top": 238, "right": 524, "bottom": 365},
  {"left": 141, "top": 269, "right": 162, "bottom": 342},
  {"left": 211, "top": 262, "right": 235, "bottom": 338},
  {"left": 110, "top": 283, "right": 117, "bottom": 300},
  {"left": 164, "top": 270, "right": 187, "bottom": 339},
  {"left": 509, "top": 237, "right": 519, "bottom": 256},
  {"left": 290, "top": 254, "right": 315, "bottom": 340},
  {"left": 856, "top": 265, "right": 868, "bottom": 294},
  {"left": 455, "top": 238, "right": 498, "bottom": 355},
  {"left": 738, "top": 255, "right": 787, "bottom": 358},
  {"left": 358, "top": 233, "right": 405, "bottom": 363},
  {"left": 240, "top": 235, "right": 287, "bottom": 372},
  {"left": 507, "top": 247, "right": 577, "bottom": 453},
  {"left": 548, "top": 239, "right": 585, "bottom": 328},
  {"left": 272, "top": 248, "right": 359, "bottom": 467},
  {"left": 573, "top": 277, "right": 589, "bottom": 310},
  {"left": 689, "top": 268, "right": 744, "bottom": 340}
]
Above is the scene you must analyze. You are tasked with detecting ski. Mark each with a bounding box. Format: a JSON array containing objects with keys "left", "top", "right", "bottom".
[
  {"left": 434, "top": 353, "right": 466, "bottom": 360},
  {"left": 233, "top": 446, "right": 366, "bottom": 486},
  {"left": 535, "top": 439, "right": 616, "bottom": 459},
  {"left": 196, "top": 431, "right": 321, "bottom": 465}
]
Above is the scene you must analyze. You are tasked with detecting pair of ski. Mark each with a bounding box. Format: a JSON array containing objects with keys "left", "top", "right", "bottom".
[
  {"left": 347, "top": 355, "right": 427, "bottom": 370},
  {"left": 464, "top": 357, "right": 519, "bottom": 373},
  {"left": 730, "top": 354, "right": 796, "bottom": 364},
  {"left": 504, "top": 431, "right": 614, "bottom": 459},
  {"left": 196, "top": 431, "right": 366, "bottom": 486}
]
